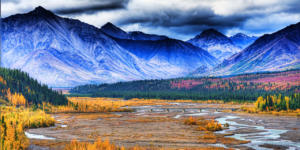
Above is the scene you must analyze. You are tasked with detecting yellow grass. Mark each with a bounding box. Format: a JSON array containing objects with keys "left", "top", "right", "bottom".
[
  {"left": 128, "top": 98, "right": 251, "bottom": 105},
  {"left": 48, "top": 97, "right": 224, "bottom": 113},
  {"left": 182, "top": 117, "right": 247, "bottom": 146},
  {"left": 46, "top": 97, "right": 135, "bottom": 113},
  {"left": 0, "top": 98, "right": 8, "bottom": 105},
  {"left": 126, "top": 117, "right": 173, "bottom": 123},
  {"left": 64, "top": 138, "right": 228, "bottom": 150},
  {"left": 64, "top": 138, "right": 126, "bottom": 150},
  {"left": 74, "top": 113, "right": 122, "bottom": 120},
  {"left": 40, "top": 97, "right": 251, "bottom": 114},
  {"left": 198, "top": 131, "right": 249, "bottom": 145},
  {"left": 240, "top": 106, "right": 300, "bottom": 116},
  {"left": 46, "top": 97, "right": 246, "bottom": 114}
]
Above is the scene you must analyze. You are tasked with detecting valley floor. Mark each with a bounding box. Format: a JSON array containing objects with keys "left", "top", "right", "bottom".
[{"left": 26, "top": 100, "right": 300, "bottom": 150}]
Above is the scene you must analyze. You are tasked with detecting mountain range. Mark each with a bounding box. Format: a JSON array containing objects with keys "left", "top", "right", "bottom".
[
  {"left": 1, "top": 6, "right": 217, "bottom": 87},
  {"left": 188, "top": 29, "right": 242, "bottom": 61},
  {"left": 230, "top": 33, "right": 257, "bottom": 49},
  {"left": 193, "top": 22, "right": 300, "bottom": 76},
  {"left": 1, "top": 6, "right": 299, "bottom": 87}
]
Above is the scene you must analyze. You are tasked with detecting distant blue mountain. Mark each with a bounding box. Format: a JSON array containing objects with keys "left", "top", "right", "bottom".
[
  {"left": 193, "top": 22, "right": 300, "bottom": 76},
  {"left": 101, "top": 23, "right": 218, "bottom": 72},
  {"left": 230, "top": 33, "right": 258, "bottom": 49},
  {"left": 1, "top": 6, "right": 218, "bottom": 87},
  {"left": 188, "top": 29, "right": 241, "bottom": 61},
  {"left": 101, "top": 22, "right": 168, "bottom": 41}
]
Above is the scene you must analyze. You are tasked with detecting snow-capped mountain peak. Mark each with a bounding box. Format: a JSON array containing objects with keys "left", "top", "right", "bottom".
[
  {"left": 188, "top": 29, "right": 241, "bottom": 61},
  {"left": 2, "top": 7, "right": 218, "bottom": 87},
  {"left": 196, "top": 22, "right": 300, "bottom": 76}
]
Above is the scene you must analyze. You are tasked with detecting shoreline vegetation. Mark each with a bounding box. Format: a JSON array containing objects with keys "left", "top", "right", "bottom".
[
  {"left": 0, "top": 107, "right": 55, "bottom": 150},
  {"left": 240, "top": 94, "right": 300, "bottom": 116},
  {"left": 64, "top": 138, "right": 228, "bottom": 150}
]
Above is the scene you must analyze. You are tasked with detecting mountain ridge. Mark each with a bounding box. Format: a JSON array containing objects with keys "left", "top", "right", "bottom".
[
  {"left": 193, "top": 22, "right": 300, "bottom": 76},
  {"left": 230, "top": 33, "right": 258, "bottom": 49},
  {"left": 2, "top": 6, "right": 218, "bottom": 87},
  {"left": 188, "top": 28, "right": 241, "bottom": 61}
]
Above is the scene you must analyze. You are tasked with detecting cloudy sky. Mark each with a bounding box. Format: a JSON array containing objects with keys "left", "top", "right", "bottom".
[{"left": 2, "top": 0, "right": 300, "bottom": 40}]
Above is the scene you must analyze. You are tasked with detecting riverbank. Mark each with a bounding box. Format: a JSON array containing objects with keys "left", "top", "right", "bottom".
[{"left": 26, "top": 101, "right": 300, "bottom": 150}]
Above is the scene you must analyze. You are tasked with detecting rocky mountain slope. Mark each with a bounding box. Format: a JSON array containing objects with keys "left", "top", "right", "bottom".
[
  {"left": 1, "top": 6, "right": 218, "bottom": 87},
  {"left": 188, "top": 29, "right": 241, "bottom": 61},
  {"left": 230, "top": 33, "right": 257, "bottom": 49},
  {"left": 193, "top": 22, "right": 300, "bottom": 76}
]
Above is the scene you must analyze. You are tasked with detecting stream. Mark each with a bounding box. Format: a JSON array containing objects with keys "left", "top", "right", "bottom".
[
  {"left": 26, "top": 102, "right": 300, "bottom": 150},
  {"left": 131, "top": 103, "right": 300, "bottom": 149},
  {"left": 216, "top": 115, "right": 300, "bottom": 150}
]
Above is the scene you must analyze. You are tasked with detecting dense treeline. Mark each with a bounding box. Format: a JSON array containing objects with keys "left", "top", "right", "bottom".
[
  {"left": 70, "top": 70, "right": 300, "bottom": 102},
  {"left": 255, "top": 94, "right": 300, "bottom": 111},
  {"left": 0, "top": 107, "right": 55, "bottom": 149},
  {"left": 71, "top": 88, "right": 294, "bottom": 102},
  {"left": 0, "top": 68, "right": 67, "bottom": 105}
]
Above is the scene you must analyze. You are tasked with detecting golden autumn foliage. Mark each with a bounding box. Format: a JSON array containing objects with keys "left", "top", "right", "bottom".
[
  {"left": 184, "top": 117, "right": 198, "bottom": 125},
  {"left": 64, "top": 138, "right": 126, "bottom": 150},
  {"left": 64, "top": 138, "right": 226, "bottom": 150},
  {"left": 45, "top": 97, "right": 135, "bottom": 113},
  {"left": 46, "top": 97, "right": 241, "bottom": 114},
  {"left": 242, "top": 94, "right": 300, "bottom": 116},
  {"left": 201, "top": 120, "right": 223, "bottom": 132},
  {"left": 184, "top": 117, "right": 223, "bottom": 132},
  {"left": 255, "top": 94, "right": 300, "bottom": 111},
  {"left": 0, "top": 76, "right": 6, "bottom": 85},
  {"left": 6, "top": 90, "right": 27, "bottom": 107},
  {"left": 0, "top": 106, "right": 56, "bottom": 150},
  {"left": 46, "top": 97, "right": 191, "bottom": 113},
  {"left": 1, "top": 96, "right": 238, "bottom": 113}
]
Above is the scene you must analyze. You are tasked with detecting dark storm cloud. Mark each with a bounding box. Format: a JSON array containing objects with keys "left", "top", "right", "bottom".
[
  {"left": 2, "top": 0, "right": 300, "bottom": 39},
  {"left": 55, "top": 0, "right": 129, "bottom": 15},
  {"left": 116, "top": 7, "right": 253, "bottom": 35},
  {"left": 285, "top": 1, "right": 300, "bottom": 14},
  {"left": 112, "top": 0, "right": 300, "bottom": 39}
]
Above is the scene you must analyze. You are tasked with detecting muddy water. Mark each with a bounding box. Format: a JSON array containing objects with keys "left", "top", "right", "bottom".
[{"left": 27, "top": 102, "right": 300, "bottom": 150}]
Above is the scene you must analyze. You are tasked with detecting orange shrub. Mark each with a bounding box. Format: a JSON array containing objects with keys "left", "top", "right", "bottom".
[
  {"left": 184, "top": 117, "right": 198, "bottom": 125},
  {"left": 184, "top": 117, "right": 223, "bottom": 132},
  {"left": 204, "top": 120, "right": 222, "bottom": 131}
]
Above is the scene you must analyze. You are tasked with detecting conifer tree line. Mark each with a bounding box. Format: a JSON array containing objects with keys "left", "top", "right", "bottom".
[
  {"left": 0, "top": 68, "right": 67, "bottom": 105},
  {"left": 71, "top": 70, "right": 299, "bottom": 102},
  {"left": 255, "top": 94, "right": 300, "bottom": 111}
]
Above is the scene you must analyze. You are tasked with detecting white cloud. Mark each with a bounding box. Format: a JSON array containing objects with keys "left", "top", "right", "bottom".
[
  {"left": 210, "top": 0, "right": 284, "bottom": 16},
  {"left": 244, "top": 13, "right": 300, "bottom": 33},
  {"left": 2, "top": 0, "right": 300, "bottom": 39}
]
